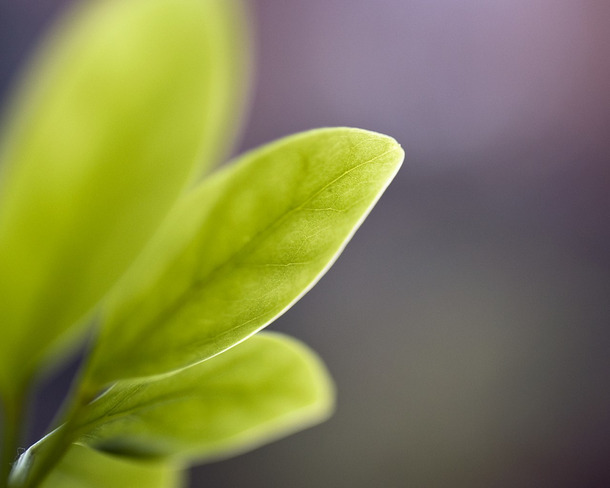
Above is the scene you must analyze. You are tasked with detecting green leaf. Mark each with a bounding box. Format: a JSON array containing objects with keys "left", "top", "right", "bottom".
[
  {"left": 0, "top": 0, "right": 247, "bottom": 390},
  {"left": 74, "top": 333, "right": 333, "bottom": 462},
  {"left": 87, "top": 128, "right": 403, "bottom": 386},
  {"left": 39, "top": 444, "right": 182, "bottom": 488}
]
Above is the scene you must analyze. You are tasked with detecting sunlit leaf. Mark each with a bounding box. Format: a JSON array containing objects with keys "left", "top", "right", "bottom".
[
  {"left": 0, "top": 0, "right": 247, "bottom": 391},
  {"left": 40, "top": 444, "right": 182, "bottom": 488},
  {"left": 75, "top": 333, "right": 333, "bottom": 462},
  {"left": 87, "top": 128, "right": 403, "bottom": 386}
]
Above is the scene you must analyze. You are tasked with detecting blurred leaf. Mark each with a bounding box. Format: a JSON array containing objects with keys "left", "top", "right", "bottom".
[
  {"left": 40, "top": 444, "right": 182, "bottom": 488},
  {"left": 87, "top": 128, "right": 404, "bottom": 386},
  {"left": 0, "top": 0, "right": 247, "bottom": 391},
  {"left": 75, "top": 333, "right": 333, "bottom": 462}
]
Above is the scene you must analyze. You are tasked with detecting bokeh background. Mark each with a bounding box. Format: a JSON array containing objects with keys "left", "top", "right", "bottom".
[{"left": 2, "top": 1, "right": 610, "bottom": 487}]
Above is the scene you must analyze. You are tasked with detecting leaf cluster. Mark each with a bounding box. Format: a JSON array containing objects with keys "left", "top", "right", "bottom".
[{"left": 0, "top": 0, "right": 403, "bottom": 486}]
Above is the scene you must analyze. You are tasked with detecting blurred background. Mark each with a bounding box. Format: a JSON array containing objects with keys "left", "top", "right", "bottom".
[{"left": 2, "top": 0, "right": 610, "bottom": 486}]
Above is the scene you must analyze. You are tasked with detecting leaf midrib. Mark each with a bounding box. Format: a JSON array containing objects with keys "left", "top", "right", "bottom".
[{"left": 108, "top": 145, "right": 400, "bottom": 375}]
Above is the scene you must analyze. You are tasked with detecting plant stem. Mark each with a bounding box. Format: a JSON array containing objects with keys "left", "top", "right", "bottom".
[
  {"left": 11, "top": 378, "right": 99, "bottom": 488},
  {"left": 13, "top": 425, "right": 70, "bottom": 488},
  {"left": 7, "top": 333, "right": 101, "bottom": 488},
  {"left": 1, "top": 386, "right": 27, "bottom": 488}
]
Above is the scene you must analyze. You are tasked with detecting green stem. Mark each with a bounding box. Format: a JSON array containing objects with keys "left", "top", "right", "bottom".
[
  {"left": 7, "top": 329, "right": 103, "bottom": 488},
  {"left": 12, "top": 425, "right": 70, "bottom": 488},
  {"left": 8, "top": 367, "right": 99, "bottom": 488},
  {"left": 14, "top": 382, "right": 100, "bottom": 488},
  {"left": 1, "top": 387, "right": 27, "bottom": 488}
]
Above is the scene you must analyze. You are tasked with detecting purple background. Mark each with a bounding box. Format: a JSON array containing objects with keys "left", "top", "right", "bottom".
[{"left": 2, "top": 1, "right": 610, "bottom": 487}]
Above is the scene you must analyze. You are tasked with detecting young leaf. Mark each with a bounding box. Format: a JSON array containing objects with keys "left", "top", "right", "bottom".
[
  {"left": 39, "top": 444, "right": 182, "bottom": 488},
  {"left": 0, "top": 0, "right": 247, "bottom": 391},
  {"left": 87, "top": 128, "right": 404, "bottom": 386},
  {"left": 74, "top": 333, "right": 333, "bottom": 462}
]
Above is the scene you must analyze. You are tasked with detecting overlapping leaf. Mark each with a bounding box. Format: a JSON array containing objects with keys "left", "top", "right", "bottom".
[
  {"left": 0, "top": 0, "right": 247, "bottom": 391},
  {"left": 40, "top": 444, "right": 182, "bottom": 488},
  {"left": 86, "top": 127, "right": 404, "bottom": 387},
  {"left": 72, "top": 333, "right": 333, "bottom": 462}
]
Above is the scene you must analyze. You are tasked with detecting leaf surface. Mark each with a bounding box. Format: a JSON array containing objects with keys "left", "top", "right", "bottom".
[
  {"left": 75, "top": 333, "right": 333, "bottom": 462},
  {"left": 0, "top": 0, "right": 246, "bottom": 390},
  {"left": 88, "top": 127, "right": 403, "bottom": 385},
  {"left": 40, "top": 444, "right": 182, "bottom": 488}
]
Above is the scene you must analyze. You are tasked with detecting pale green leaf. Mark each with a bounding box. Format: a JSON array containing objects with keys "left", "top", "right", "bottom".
[
  {"left": 87, "top": 128, "right": 403, "bottom": 386},
  {"left": 0, "top": 0, "right": 247, "bottom": 390},
  {"left": 40, "top": 444, "right": 183, "bottom": 488},
  {"left": 75, "top": 333, "right": 333, "bottom": 462}
]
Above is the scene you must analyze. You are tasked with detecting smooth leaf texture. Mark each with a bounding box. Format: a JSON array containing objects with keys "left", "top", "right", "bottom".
[
  {"left": 0, "top": 0, "right": 247, "bottom": 390},
  {"left": 86, "top": 128, "right": 403, "bottom": 386},
  {"left": 73, "top": 333, "right": 333, "bottom": 462},
  {"left": 40, "top": 444, "right": 182, "bottom": 488}
]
